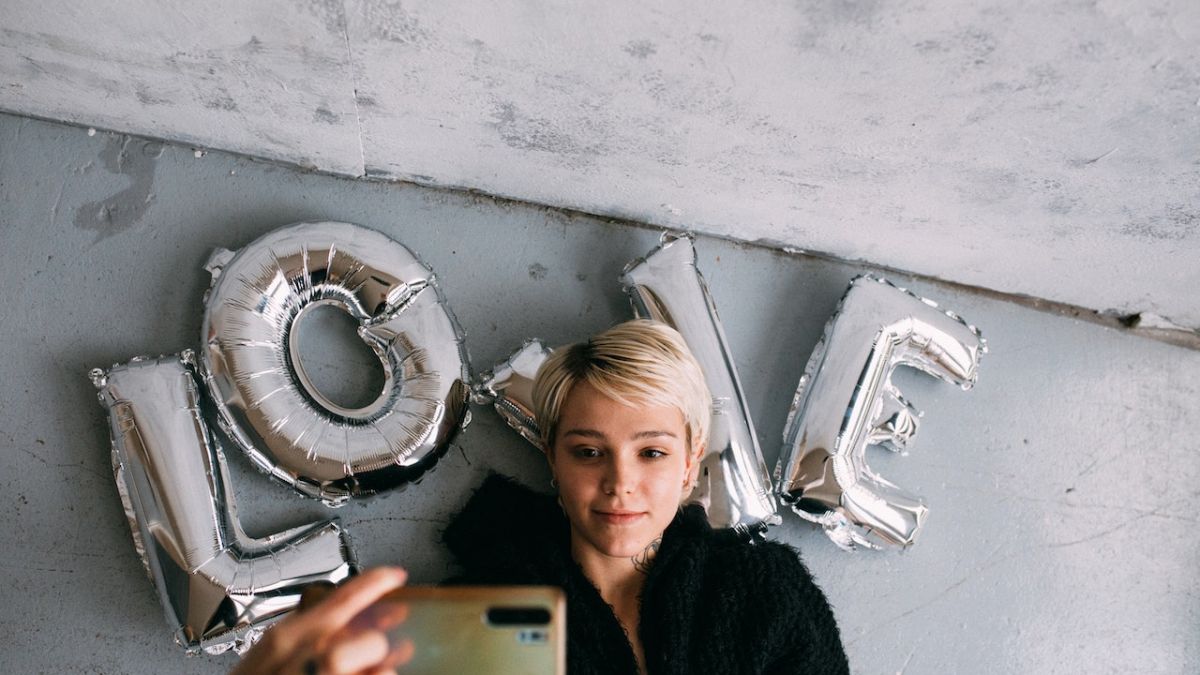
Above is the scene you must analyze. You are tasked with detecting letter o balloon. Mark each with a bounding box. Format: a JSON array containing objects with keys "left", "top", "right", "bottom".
[{"left": 199, "top": 221, "right": 471, "bottom": 505}]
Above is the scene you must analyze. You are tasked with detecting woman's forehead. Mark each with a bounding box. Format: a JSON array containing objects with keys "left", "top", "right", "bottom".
[{"left": 559, "top": 380, "right": 686, "bottom": 433}]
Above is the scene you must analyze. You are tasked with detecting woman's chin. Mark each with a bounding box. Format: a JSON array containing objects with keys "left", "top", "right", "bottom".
[
  {"left": 568, "top": 511, "right": 670, "bottom": 561},
  {"left": 587, "top": 531, "right": 658, "bottom": 559}
]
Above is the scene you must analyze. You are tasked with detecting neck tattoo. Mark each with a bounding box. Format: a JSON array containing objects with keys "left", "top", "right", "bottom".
[{"left": 631, "top": 537, "right": 662, "bottom": 574}]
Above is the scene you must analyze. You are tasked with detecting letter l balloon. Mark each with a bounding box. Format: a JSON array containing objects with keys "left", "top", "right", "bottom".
[{"left": 91, "top": 352, "right": 356, "bottom": 654}]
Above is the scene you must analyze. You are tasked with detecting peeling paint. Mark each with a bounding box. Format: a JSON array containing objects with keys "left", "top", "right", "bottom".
[
  {"left": 1123, "top": 312, "right": 1192, "bottom": 331},
  {"left": 73, "top": 136, "right": 159, "bottom": 240}
]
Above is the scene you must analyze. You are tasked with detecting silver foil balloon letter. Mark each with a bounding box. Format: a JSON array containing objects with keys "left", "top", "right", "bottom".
[
  {"left": 471, "top": 339, "right": 553, "bottom": 448},
  {"left": 775, "top": 275, "right": 986, "bottom": 550},
  {"left": 200, "top": 221, "right": 471, "bottom": 505},
  {"left": 622, "top": 234, "right": 780, "bottom": 533},
  {"left": 91, "top": 353, "right": 356, "bottom": 654}
]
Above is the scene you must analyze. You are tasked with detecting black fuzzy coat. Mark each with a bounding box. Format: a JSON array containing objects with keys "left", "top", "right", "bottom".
[{"left": 442, "top": 473, "right": 849, "bottom": 675}]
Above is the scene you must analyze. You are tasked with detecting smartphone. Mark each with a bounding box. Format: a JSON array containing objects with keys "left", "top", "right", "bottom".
[{"left": 364, "top": 585, "right": 566, "bottom": 675}]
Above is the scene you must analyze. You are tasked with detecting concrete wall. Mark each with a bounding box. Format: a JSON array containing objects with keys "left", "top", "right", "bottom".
[
  {"left": 4, "top": 1, "right": 1198, "bottom": 333},
  {"left": 2, "top": 113, "right": 1197, "bottom": 673}
]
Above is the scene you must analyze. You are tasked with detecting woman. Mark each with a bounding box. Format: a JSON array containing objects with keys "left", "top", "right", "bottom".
[{"left": 233, "top": 320, "right": 848, "bottom": 674}]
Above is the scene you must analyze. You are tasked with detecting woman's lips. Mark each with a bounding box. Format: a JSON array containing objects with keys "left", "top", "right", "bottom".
[{"left": 594, "top": 510, "right": 646, "bottom": 525}]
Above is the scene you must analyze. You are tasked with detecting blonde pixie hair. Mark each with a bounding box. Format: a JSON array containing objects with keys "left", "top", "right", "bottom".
[{"left": 532, "top": 319, "right": 712, "bottom": 452}]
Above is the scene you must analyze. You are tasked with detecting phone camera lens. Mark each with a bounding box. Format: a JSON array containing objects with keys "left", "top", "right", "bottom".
[{"left": 486, "top": 607, "right": 552, "bottom": 626}]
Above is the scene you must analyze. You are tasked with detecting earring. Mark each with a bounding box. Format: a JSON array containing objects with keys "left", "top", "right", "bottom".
[{"left": 550, "top": 476, "right": 558, "bottom": 489}]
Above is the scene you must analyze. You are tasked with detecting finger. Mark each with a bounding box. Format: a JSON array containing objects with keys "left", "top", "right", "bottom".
[
  {"left": 229, "top": 617, "right": 307, "bottom": 675},
  {"left": 349, "top": 600, "right": 409, "bottom": 633},
  {"left": 360, "top": 668, "right": 400, "bottom": 675},
  {"left": 382, "top": 637, "right": 415, "bottom": 669},
  {"left": 299, "top": 581, "right": 337, "bottom": 611},
  {"left": 320, "top": 629, "right": 390, "bottom": 674},
  {"left": 228, "top": 647, "right": 267, "bottom": 675},
  {"left": 290, "top": 567, "right": 407, "bottom": 634},
  {"left": 373, "top": 600, "right": 408, "bottom": 631},
  {"left": 232, "top": 569, "right": 407, "bottom": 674}
]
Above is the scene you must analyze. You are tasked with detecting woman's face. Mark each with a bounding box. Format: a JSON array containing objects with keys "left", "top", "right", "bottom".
[{"left": 548, "top": 380, "right": 697, "bottom": 563}]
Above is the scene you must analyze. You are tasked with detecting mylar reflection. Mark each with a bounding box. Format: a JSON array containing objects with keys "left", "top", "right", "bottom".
[
  {"left": 199, "top": 221, "right": 471, "bottom": 505},
  {"left": 775, "top": 275, "right": 986, "bottom": 550},
  {"left": 622, "top": 234, "right": 780, "bottom": 533},
  {"left": 472, "top": 339, "right": 552, "bottom": 448},
  {"left": 91, "top": 353, "right": 356, "bottom": 654}
]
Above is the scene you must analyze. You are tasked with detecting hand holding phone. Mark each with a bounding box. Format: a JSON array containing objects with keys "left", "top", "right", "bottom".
[{"left": 229, "top": 567, "right": 411, "bottom": 675}]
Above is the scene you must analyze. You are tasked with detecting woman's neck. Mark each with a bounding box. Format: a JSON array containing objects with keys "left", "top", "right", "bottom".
[
  {"left": 571, "top": 534, "right": 655, "bottom": 674},
  {"left": 570, "top": 535, "right": 649, "bottom": 602}
]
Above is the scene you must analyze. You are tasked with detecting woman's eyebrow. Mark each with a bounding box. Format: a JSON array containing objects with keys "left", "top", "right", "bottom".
[
  {"left": 631, "top": 430, "right": 677, "bottom": 439},
  {"left": 562, "top": 428, "right": 606, "bottom": 439},
  {"left": 561, "top": 429, "right": 677, "bottom": 440}
]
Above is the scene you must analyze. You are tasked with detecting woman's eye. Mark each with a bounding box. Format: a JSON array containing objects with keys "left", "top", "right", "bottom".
[
  {"left": 574, "top": 447, "right": 601, "bottom": 459},
  {"left": 641, "top": 448, "right": 667, "bottom": 459}
]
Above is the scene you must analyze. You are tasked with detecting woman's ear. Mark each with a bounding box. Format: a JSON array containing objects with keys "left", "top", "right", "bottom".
[{"left": 686, "top": 441, "right": 705, "bottom": 482}]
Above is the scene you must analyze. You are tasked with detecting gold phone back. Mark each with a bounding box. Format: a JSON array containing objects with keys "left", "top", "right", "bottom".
[{"left": 381, "top": 586, "right": 566, "bottom": 675}]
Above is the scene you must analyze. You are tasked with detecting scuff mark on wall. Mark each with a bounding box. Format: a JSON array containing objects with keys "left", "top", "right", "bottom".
[
  {"left": 1070, "top": 147, "right": 1119, "bottom": 167},
  {"left": 17, "top": 54, "right": 125, "bottom": 97},
  {"left": 1120, "top": 203, "right": 1199, "bottom": 242},
  {"left": 312, "top": 106, "right": 340, "bottom": 124},
  {"left": 527, "top": 262, "right": 549, "bottom": 279},
  {"left": 489, "top": 100, "right": 606, "bottom": 161},
  {"left": 299, "top": 0, "right": 348, "bottom": 34},
  {"left": 358, "top": 0, "right": 430, "bottom": 45},
  {"left": 1045, "top": 194, "right": 1078, "bottom": 215},
  {"left": 622, "top": 40, "right": 658, "bottom": 59},
  {"left": 954, "top": 167, "right": 1019, "bottom": 205},
  {"left": 133, "top": 84, "right": 171, "bottom": 106},
  {"left": 73, "top": 135, "right": 160, "bottom": 240},
  {"left": 201, "top": 91, "right": 239, "bottom": 111},
  {"left": 793, "top": 0, "right": 885, "bottom": 50}
]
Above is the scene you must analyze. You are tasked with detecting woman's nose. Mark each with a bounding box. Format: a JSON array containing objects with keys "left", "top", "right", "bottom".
[{"left": 602, "top": 454, "right": 636, "bottom": 495}]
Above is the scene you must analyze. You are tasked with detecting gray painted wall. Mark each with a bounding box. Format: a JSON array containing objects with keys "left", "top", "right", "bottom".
[
  {"left": 3, "top": 1, "right": 1198, "bottom": 332},
  {"left": 2, "top": 113, "right": 1197, "bottom": 673}
]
